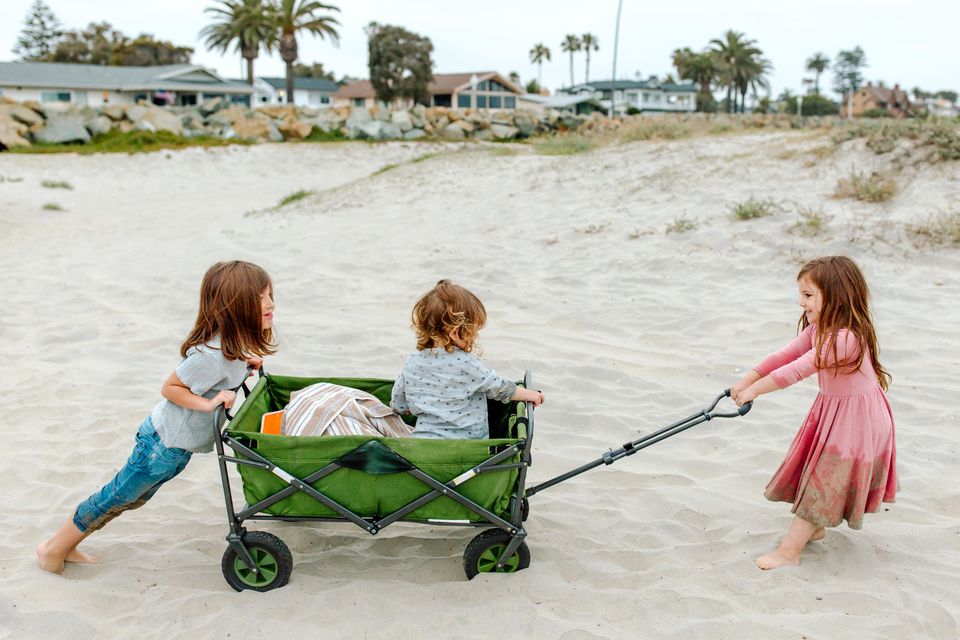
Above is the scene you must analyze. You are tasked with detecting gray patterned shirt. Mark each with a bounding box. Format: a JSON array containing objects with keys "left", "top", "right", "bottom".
[{"left": 391, "top": 348, "right": 517, "bottom": 439}]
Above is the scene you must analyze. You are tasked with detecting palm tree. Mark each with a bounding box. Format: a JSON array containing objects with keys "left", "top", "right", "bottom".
[
  {"left": 737, "top": 56, "right": 772, "bottom": 112},
  {"left": 529, "top": 43, "right": 551, "bottom": 89},
  {"left": 806, "top": 52, "right": 830, "bottom": 95},
  {"left": 710, "top": 30, "right": 763, "bottom": 113},
  {"left": 560, "top": 34, "right": 581, "bottom": 87},
  {"left": 581, "top": 33, "right": 598, "bottom": 84},
  {"left": 276, "top": 0, "right": 340, "bottom": 104},
  {"left": 672, "top": 47, "right": 720, "bottom": 112},
  {"left": 200, "top": 0, "right": 277, "bottom": 86}
]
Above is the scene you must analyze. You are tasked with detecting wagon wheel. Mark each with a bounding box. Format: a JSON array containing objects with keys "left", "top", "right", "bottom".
[
  {"left": 463, "top": 529, "right": 530, "bottom": 580},
  {"left": 221, "top": 530, "right": 292, "bottom": 592}
]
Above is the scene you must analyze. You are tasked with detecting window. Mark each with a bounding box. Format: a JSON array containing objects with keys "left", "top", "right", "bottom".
[
  {"left": 505, "top": 96, "right": 515, "bottom": 108},
  {"left": 320, "top": 95, "right": 330, "bottom": 104},
  {"left": 433, "top": 93, "right": 452, "bottom": 107},
  {"left": 479, "top": 80, "right": 488, "bottom": 90},
  {"left": 41, "top": 91, "right": 71, "bottom": 102},
  {"left": 353, "top": 98, "right": 364, "bottom": 106},
  {"left": 457, "top": 93, "right": 471, "bottom": 108},
  {"left": 490, "top": 95, "right": 501, "bottom": 108},
  {"left": 476, "top": 95, "right": 487, "bottom": 108}
]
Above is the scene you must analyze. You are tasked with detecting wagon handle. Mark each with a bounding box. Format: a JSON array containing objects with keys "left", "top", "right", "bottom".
[
  {"left": 222, "top": 366, "right": 266, "bottom": 422},
  {"left": 525, "top": 389, "right": 750, "bottom": 498}
]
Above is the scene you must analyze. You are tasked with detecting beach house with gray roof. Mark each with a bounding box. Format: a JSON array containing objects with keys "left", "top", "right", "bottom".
[
  {"left": 256, "top": 76, "right": 339, "bottom": 107},
  {"left": 0, "top": 61, "right": 253, "bottom": 107},
  {"left": 561, "top": 79, "right": 696, "bottom": 114}
]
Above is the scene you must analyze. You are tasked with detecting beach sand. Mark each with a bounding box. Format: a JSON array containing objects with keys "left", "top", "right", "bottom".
[{"left": 1, "top": 132, "right": 958, "bottom": 639}]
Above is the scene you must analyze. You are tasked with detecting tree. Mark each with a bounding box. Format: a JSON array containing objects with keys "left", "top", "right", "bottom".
[
  {"left": 366, "top": 23, "right": 434, "bottom": 105},
  {"left": 293, "top": 61, "right": 336, "bottom": 80},
  {"left": 201, "top": 0, "right": 276, "bottom": 86},
  {"left": 508, "top": 71, "right": 520, "bottom": 85},
  {"left": 805, "top": 52, "right": 830, "bottom": 95},
  {"left": 833, "top": 46, "right": 867, "bottom": 117},
  {"left": 935, "top": 90, "right": 958, "bottom": 103},
  {"left": 529, "top": 43, "right": 550, "bottom": 89},
  {"left": 13, "top": 0, "right": 61, "bottom": 61},
  {"left": 561, "top": 34, "right": 581, "bottom": 86},
  {"left": 710, "top": 30, "right": 764, "bottom": 113},
  {"left": 581, "top": 33, "right": 598, "bottom": 84},
  {"left": 672, "top": 47, "right": 719, "bottom": 112},
  {"left": 525, "top": 79, "right": 541, "bottom": 94},
  {"left": 737, "top": 56, "right": 772, "bottom": 113},
  {"left": 276, "top": 0, "right": 340, "bottom": 103},
  {"left": 46, "top": 22, "right": 192, "bottom": 66}
]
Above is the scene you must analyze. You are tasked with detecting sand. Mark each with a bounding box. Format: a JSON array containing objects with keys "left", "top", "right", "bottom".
[{"left": 1, "top": 131, "right": 958, "bottom": 639}]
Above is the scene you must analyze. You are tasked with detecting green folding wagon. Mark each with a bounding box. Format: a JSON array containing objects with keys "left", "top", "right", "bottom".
[{"left": 214, "top": 370, "right": 751, "bottom": 591}]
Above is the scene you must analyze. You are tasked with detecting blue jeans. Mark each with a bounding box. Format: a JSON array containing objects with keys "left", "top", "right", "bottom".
[{"left": 73, "top": 416, "right": 193, "bottom": 533}]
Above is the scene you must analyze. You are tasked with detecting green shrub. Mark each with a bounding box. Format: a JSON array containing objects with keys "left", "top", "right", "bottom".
[
  {"left": 41, "top": 180, "right": 72, "bottom": 189},
  {"left": 665, "top": 215, "right": 697, "bottom": 234},
  {"left": 833, "top": 170, "right": 896, "bottom": 202},
  {"left": 276, "top": 189, "right": 313, "bottom": 208},
  {"left": 788, "top": 206, "right": 831, "bottom": 237},
  {"left": 11, "top": 130, "right": 243, "bottom": 154},
  {"left": 534, "top": 134, "right": 593, "bottom": 155},
  {"left": 304, "top": 127, "right": 346, "bottom": 142},
  {"left": 861, "top": 108, "right": 894, "bottom": 118},
  {"left": 906, "top": 209, "right": 960, "bottom": 246},
  {"left": 42, "top": 202, "right": 63, "bottom": 211},
  {"left": 729, "top": 197, "right": 782, "bottom": 220}
]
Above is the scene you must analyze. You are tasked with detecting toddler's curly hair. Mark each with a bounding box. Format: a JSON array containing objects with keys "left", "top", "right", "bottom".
[{"left": 412, "top": 279, "right": 487, "bottom": 352}]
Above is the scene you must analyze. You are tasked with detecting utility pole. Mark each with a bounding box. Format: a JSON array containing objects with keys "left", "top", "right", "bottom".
[{"left": 609, "top": 0, "right": 624, "bottom": 117}]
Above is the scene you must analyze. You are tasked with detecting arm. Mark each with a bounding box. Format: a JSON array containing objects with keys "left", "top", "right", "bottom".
[
  {"left": 390, "top": 372, "right": 409, "bottom": 414},
  {"left": 161, "top": 347, "right": 234, "bottom": 412},
  {"left": 161, "top": 372, "right": 235, "bottom": 411},
  {"left": 732, "top": 325, "right": 814, "bottom": 399},
  {"left": 512, "top": 386, "right": 545, "bottom": 407}
]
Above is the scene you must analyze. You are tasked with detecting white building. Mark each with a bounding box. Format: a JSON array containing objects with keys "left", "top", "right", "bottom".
[
  {"left": 561, "top": 80, "right": 696, "bottom": 114},
  {"left": 254, "top": 76, "right": 339, "bottom": 107},
  {"left": 0, "top": 61, "right": 253, "bottom": 106}
]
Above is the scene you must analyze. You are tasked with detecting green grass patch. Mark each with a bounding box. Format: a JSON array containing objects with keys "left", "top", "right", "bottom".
[
  {"left": 788, "top": 206, "right": 832, "bottom": 237},
  {"left": 0, "top": 175, "right": 24, "bottom": 183},
  {"left": 832, "top": 119, "right": 960, "bottom": 162},
  {"left": 534, "top": 134, "right": 594, "bottom": 156},
  {"left": 42, "top": 203, "right": 63, "bottom": 211},
  {"left": 41, "top": 179, "right": 72, "bottom": 189},
  {"left": 729, "top": 197, "right": 783, "bottom": 220},
  {"left": 303, "top": 127, "right": 347, "bottom": 142},
  {"left": 9, "top": 130, "right": 245, "bottom": 155},
  {"left": 665, "top": 215, "right": 697, "bottom": 234},
  {"left": 906, "top": 209, "right": 960, "bottom": 247},
  {"left": 372, "top": 163, "right": 399, "bottom": 176},
  {"left": 276, "top": 189, "right": 313, "bottom": 208},
  {"left": 833, "top": 170, "right": 897, "bottom": 203},
  {"left": 621, "top": 119, "right": 692, "bottom": 142},
  {"left": 411, "top": 152, "right": 438, "bottom": 163}
]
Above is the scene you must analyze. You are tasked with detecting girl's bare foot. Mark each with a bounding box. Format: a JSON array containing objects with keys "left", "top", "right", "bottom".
[
  {"left": 756, "top": 549, "right": 800, "bottom": 570},
  {"left": 809, "top": 526, "right": 826, "bottom": 541},
  {"left": 36, "top": 542, "right": 66, "bottom": 574},
  {"left": 65, "top": 548, "right": 99, "bottom": 564}
]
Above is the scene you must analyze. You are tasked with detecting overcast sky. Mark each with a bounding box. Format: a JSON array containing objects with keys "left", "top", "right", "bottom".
[{"left": 2, "top": 0, "right": 958, "bottom": 97}]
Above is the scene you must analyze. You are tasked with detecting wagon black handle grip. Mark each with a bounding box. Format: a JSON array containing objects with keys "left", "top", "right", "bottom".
[{"left": 222, "top": 366, "right": 265, "bottom": 421}]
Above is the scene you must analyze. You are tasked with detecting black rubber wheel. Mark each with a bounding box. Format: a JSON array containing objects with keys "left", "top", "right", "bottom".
[
  {"left": 221, "top": 531, "right": 293, "bottom": 592},
  {"left": 463, "top": 529, "right": 530, "bottom": 580},
  {"left": 521, "top": 497, "right": 530, "bottom": 522}
]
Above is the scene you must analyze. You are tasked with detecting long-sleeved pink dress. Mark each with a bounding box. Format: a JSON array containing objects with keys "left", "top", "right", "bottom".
[{"left": 754, "top": 324, "right": 898, "bottom": 529}]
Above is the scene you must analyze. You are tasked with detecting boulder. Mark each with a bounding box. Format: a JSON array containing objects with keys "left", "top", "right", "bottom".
[
  {"left": 125, "top": 104, "right": 149, "bottom": 122},
  {"left": 226, "top": 117, "right": 271, "bottom": 141},
  {"left": 346, "top": 107, "right": 372, "bottom": 127},
  {"left": 207, "top": 105, "right": 246, "bottom": 127},
  {"left": 358, "top": 120, "right": 402, "bottom": 140},
  {"left": 0, "top": 114, "right": 31, "bottom": 149},
  {"left": 441, "top": 123, "right": 466, "bottom": 140},
  {"left": 0, "top": 104, "right": 44, "bottom": 127},
  {"left": 490, "top": 123, "right": 519, "bottom": 140},
  {"left": 452, "top": 119, "right": 474, "bottom": 133},
  {"left": 278, "top": 116, "right": 313, "bottom": 140},
  {"left": 265, "top": 118, "right": 284, "bottom": 142},
  {"left": 448, "top": 109, "right": 462, "bottom": 122},
  {"left": 513, "top": 112, "right": 537, "bottom": 136},
  {"left": 136, "top": 108, "right": 184, "bottom": 135},
  {"left": 200, "top": 96, "right": 226, "bottom": 116},
  {"left": 434, "top": 115, "right": 450, "bottom": 130},
  {"left": 101, "top": 104, "right": 126, "bottom": 121},
  {"left": 403, "top": 128, "right": 426, "bottom": 140},
  {"left": 473, "top": 128, "right": 495, "bottom": 141},
  {"left": 33, "top": 115, "right": 91, "bottom": 144},
  {"left": 410, "top": 104, "right": 427, "bottom": 128},
  {"left": 84, "top": 115, "right": 113, "bottom": 136},
  {"left": 257, "top": 105, "right": 297, "bottom": 120},
  {"left": 390, "top": 109, "right": 413, "bottom": 131}
]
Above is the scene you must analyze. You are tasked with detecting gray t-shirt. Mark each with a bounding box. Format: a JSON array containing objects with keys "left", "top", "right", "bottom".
[
  {"left": 150, "top": 337, "right": 249, "bottom": 453},
  {"left": 390, "top": 348, "right": 517, "bottom": 440}
]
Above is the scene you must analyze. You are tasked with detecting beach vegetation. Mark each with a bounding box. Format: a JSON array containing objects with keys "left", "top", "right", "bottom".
[
  {"left": 303, "top": 127, "right": 346, "bottom": 142},
  {"left": 41, "top": 179, "right": 72, "bottom": 189},
  {"left": 276, "top": 189, "right": 313, "bottom": 207},
  {"left": 906, "top": 208, "right": 960, "bottom": 247},
  {"left": 276, "top": 0, "right": 340, "bottom": 103},
  {"left": 533, "top": 134, "right": 593, "bottom": 156},
  {"left": 729, "top": 196, "right": 782, "bottom": 220},
  {"left": 372, "top": 163, "right": 398, "bottom": 175},
  {"left": 367, "top": 22, "right": 432, "bottom": 105},
  {"left": 833, "top": 170, "right": 896, "bottom": 202},
  {"left": 10, "top": 130, "right": 243, "bottom": 154},
  {"left": 710, "top": 30, "right": 770, "bottom": 114},
  {"left": 788, "top": 206, "right": 831, "bottom": 237},
  {"left": 862, "top": 108, "right": 894, "bottom": 119},
  {"left": 665, "top": 215, "right": 697, "bottom": 234},
  {"left": 805, "top": 52, "right": 830, "bottom": 95},
  {"left": 621, "top": 119, "right": 691, "bottom": 142},
  {"left": 528, "top": 44, "right": 550, "bottom": 90},
  {"left": 201, "top": 0, "right": 278, "bottom": 87},
  {"left": 0, "top": 175, "right": 25, "bottom": 183},
  {"left": 41, "top": 202, "right": 63, "bottom": 211}
]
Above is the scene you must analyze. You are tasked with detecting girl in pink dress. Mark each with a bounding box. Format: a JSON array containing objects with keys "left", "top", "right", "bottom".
[{"left": 731, "top": 256, "right": 897, "bottom": 570}]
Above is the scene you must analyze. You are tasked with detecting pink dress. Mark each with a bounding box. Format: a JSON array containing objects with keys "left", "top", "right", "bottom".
[{"left": 754, "top": 324, "right": 898, "bottom": 529}]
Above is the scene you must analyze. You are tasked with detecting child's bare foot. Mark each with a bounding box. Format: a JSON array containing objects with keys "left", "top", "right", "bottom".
[
  {"left": 65, "top": 548, "right": 99, "bottom": 564},
  {"left": 809, "top": 526, "right": 826, "bottom": 541},
  {"left": 756, "top": 549, "right": 801, "bottom": 570},
  {"left": 36, "top": 542, "right": 66, "bottom": 574}
]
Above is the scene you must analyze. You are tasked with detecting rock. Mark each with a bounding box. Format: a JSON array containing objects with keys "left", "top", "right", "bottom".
[
  {"left": 227, "top": 117, "right": 271, "bottom": 141},
  {"left": 136, "top": 108, "right": 184, "bottom": 135},
  {"left": 125, "top": 104, "right": 149, "bottom": 122},
  {"left": 0, "top": 113, "right": 31, "bottom": 149},
  {"left": 390, "top": 110, "right": 413, "bottom": 131},
  {"left": 448, "top": 110, "right": 462, "bottom": 122},
  {"left": 278, "top": 116, "right": 312, "bottom": 140},
  {"left": 0, "top": 104, "right": 44, "bottom": 127},
  {"left": 33, "top": 115, "right": 91, "bottom": 144},
  {"left": 441, "top": 123, "right": 466, "bottom": 140},
  {"left": 265, "top": 118, "right": 284, "bottom": 142},
  {"left": 513, "top": 112, "right": 537, "bottom": 136},
  {"left": 434, "top": 115, "right": 450, "bottom": 130},
  {"left": 84, "top": 115, "right": 113, "bottom": 136},
  {"left": 101, "top": 104, "right": 126, "bottom": 121},
  {"left": 200, "top": 96, "right": 226, "bottom": 116},
  {"left": 490, "top": 124, "right": 519, "bottom": 140},
  {"left": 403, "top": 128, "right": 426, "bottom": 140},
  {"left": 452, "top": 119, "right": 475, "bottom": 133},
  {"left": 358, "top": 120, "right": 402, "bottom": 140},
  {"left": 346, "top": 107, "right": 372, "bottom": 127},
  {"left": 207, "top": 105, "right": 246, "bottom": 127},
  {"left": 473, "top": 128, "right": 494, "bottom": 141},
  {"left": 257, "top": 105, "right": 297, "bottom": 120}
]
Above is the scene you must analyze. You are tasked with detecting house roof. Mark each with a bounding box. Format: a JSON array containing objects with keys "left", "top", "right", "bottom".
[
  {"left": 863, "top": 84, "right": 910, "bottom": 109},
  {"left": 518, "top": 93, "right": 603, "bottom": 109},
  {"left": 333, "top": 72, "right": 523, "bottom": 100},
  {"left": 563, "top": 80, "right": 697, "bottom": 93},
  {"left": 259, "top": 76, "right": 339, "bottom": 92},
  {"left": 0, "top": 61, "right": 253, "bottom": 93}
]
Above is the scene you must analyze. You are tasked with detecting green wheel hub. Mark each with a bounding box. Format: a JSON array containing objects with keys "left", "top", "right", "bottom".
[
  {"left": 233, "top": 547, "right": 280, "bottom": 587},
  {"left": 476, "top": 544, "right": 521, "bottom": 573}
]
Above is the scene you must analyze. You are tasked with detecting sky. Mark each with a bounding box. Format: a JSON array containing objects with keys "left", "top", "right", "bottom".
[{"left": 2, "top": 0, "right": 958, "bottom": 98}]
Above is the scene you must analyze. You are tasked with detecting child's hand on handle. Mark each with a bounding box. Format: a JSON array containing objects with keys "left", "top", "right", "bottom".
[
  {"left": 208, "top": 389, "right": 237, "bottom": 411},
  {"left": 733, "top": 385, "right": 758, "bottom": 407},
  {"left": 514, "top": 387, "right": 545, "bottom": 407},
  {"left": 731, "top": 370, "right": 761, "bottom": 404},
  {"left": 246, "top": 356, "right": 263, "bottom": 373}
]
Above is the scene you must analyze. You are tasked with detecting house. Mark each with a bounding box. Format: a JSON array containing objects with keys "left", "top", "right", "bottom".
[
  {"left": 848, "top": 82, "right": 912, "bottom": 117},
  {"left": 0, "top": 61, "right": 253, "bottom": 106},
  {"left": 560, "top": 79, "right": 696, "bottom": 114},
  {"left": 332, "top": 72, "right": 524, "bottom": 110},
  {"left": 517, "top": 92, "right": 605, "bottom": 115},
  {"left": 256, "top": 76, "right": 339, "bottom": 107},
  {"left": 918, "top": 97, "right": 959, "bottom": 117}
]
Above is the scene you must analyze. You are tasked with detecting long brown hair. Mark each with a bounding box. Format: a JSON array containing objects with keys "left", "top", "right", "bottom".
[
  {"left": 411, "top": 279, "right": 487, "bottom": 352},
  {"left": 797, "top": 256, "right": 890, "bottom": 390},
  {"left": 180, "top": 261, "right": 276, "bottom": 361}
]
